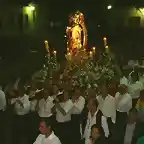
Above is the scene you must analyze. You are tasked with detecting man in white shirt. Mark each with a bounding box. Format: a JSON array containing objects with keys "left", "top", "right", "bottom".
[
  {"left": 0, "top": 86, "right": 6, "bottom": 144},
  {"left": 128, "top": 72, "right": 143, "bottom": 107},
  {"left": 114, "top": 84, "right": 132, "bottom": 144},
  {"left": 124, "top": 108, "right": 138, "bottom": 144},
  {"left": 97, "top": 84, "right": 116, "bottom": 137},
  {"left": 54, "top": 90, "right": 73, "bottom": 144},
  {"left": 34, "top": 119, "right": 61, "bottom": 144},
  {"left": 12, "top": 86, "right": 30, "bottom": 144},
  {"left": 81, "top": 98, "right": 109, "bottom": 144},
  {"left": 71, "top": 88, "right": 85, "bottom": 143},
  {"left": 38, "top": 89, "right": 54, "bottom": 119}
]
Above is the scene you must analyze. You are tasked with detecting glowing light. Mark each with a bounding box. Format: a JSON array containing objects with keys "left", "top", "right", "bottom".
[
  {"left": 28, "top": 4, "right": 35, "bottom": 11},
  {"left": 53, "top": 50, "right": 57, "bottom": 54},
  {"left": 92, "top": 47, "right": 96, "bottom": 51},
  {"left": 44, "top": 40, "right": 48, "bottom": 44},
  {"left": 105, "top": 46, "right": 109, "bottom": 49},
  {"left": 103, "top": 37, "right": 107, "bottom": 41},
  {"left": 107, "top": 5, "right": 112, "bottom": 10}
]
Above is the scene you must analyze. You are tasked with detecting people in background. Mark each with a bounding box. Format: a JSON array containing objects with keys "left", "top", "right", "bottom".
[
  {"left": 132, "top": 89, "right": 144, "bottom": 144},
  {"left": 33, "top": 119, "right": 61, "bottom": 144},
  {"left": 38, "top": 89, "right": 54, "bottom": 120},
  {"left": 124, "top": 108, "right": 138, "bottom": 144},
  {"left": 81, "top": 98, "right": 109, "bottom": 144},
  {"left": 128, "top": 72, "right": 143, "bottom": 108},
  {"left": 114, "top": 84, "right": 132, "bottom": 144},
  {"left": 0, "top": 85, "right": 6, "bottom": 144},
  {"left": 97, "top": 83, "right": 116, "bottom": 138},
  {"left": 11, "top": 86, "right": 30, "bottom": 144},
  {"left": 71, "top": 87, "right": 85, "bottom": 144},
  {"left": 54, "top": 90, "right": 73, "bottom": 144}
]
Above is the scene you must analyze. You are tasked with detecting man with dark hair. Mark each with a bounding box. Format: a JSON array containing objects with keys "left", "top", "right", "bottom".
[
  {"left": 81, "top": 98, "right": 109, "bottom": 144},
  {"left": 33, "top": 119, "right": 61, "bottom": 144}
]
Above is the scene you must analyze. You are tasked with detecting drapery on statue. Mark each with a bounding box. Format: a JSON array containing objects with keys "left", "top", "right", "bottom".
[{"left": 66, "top": 11, "right": 88, "bottom": 56}]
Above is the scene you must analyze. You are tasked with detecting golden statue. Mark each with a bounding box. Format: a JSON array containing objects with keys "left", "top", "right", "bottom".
[{"left": 66, "top": 11, "right": 87, "bottom": 56}]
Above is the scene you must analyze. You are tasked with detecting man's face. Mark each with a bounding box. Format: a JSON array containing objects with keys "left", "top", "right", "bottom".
[
  {"left": 39, "top": 122, "right": 48, "bottom": 135},
  {"left": 91, "top": 127, "right": 100, "bottom": 140},
  {"left": 87, "top": 100, "right": 93, "bottom": 112}
]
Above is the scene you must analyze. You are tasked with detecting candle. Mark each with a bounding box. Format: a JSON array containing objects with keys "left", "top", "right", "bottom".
[
  {"left": 53, "top": 50, "right": 57, "bottom": 57},
  {"left": 89, "top": 51, "right": 93, "bottom": 58},
  {"left": 105, "top": 46, "right": 109, "bottom": 53},
  {"left": 68, "top": 52, "right": 72, "bottom": 60},
  {"left": 92, "top": 47, "right": 96, "bottom": 57},
  {"left": 103, "top": 37, "right": 107, "bottom": 47},
  {"left": 44, "top": 40, "right": 50, "bottom": 54}
]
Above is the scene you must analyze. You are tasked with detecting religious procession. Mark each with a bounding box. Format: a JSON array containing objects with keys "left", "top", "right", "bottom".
[{"left": 0, "top": 11, "right": 144, "bottom": 144}]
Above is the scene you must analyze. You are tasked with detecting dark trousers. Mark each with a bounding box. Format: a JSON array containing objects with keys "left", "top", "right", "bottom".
[
  {"left": 71, "top": 114, "right": 81, "bottom": 144},
  {"left": 113, "top": 111, "right": 127, "bottom": 144},
  {"left": 12, "top": 114, "right": 29, "bottom": 144},
  {"left": 27, "top": 112, "right": 40, "bottom": 144},
  {"left": 56, "top": 121, "right": 72, "bottom": 144},
  {"left": 0, "top": 111, "right": 6, "bottom": 144}
]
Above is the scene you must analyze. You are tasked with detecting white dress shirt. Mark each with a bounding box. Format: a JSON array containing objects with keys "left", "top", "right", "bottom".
[
  {"left": 38, "top": 96, "right": 54, "bottom": 118},
  {"left": 84, "top": 110, "right": 109, "bottom": 143},
  {"left": 115, "top": 92, "right": 132, "bottom": 112},
  {"left": 72, "top": 96, "right": 85, "bottom": 114},
  {"left": 30, "top": 100, "right": 37, "bottom": 112},
  {"left": 56, "top": 99, "right": 73, "bottom": 123},
  {"left": 33, "top": 132, "right": 61, "bottom": 144},
  {"left": 120, "top": 76, "right": 129, "bottom": 86},
  {"left": 12, "top": 94, "right": 30, "bottom": 115},
  {"left": 97, "top": 94, "right": 116, "bottom": 123},
  {"left": 128, "top": 81, "right": 143, "bottom": 99},
  {"left": 0, "top": 89, "right": 6, "bottom": 111}
]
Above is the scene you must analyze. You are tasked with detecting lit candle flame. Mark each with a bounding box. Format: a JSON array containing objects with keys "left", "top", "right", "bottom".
[
  {"left": 105, "top": 46, "right": 109, "bottom": 49},
  {"left": 53, "top": 50, "right": 57, "bottom": 54},
  {"left": 103, "top": 37, "right": 107, "bottom": 41}
]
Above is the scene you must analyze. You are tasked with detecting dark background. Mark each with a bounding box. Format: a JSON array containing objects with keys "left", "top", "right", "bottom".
[{"left": 0, "top": 0, "right": 144, "bottom": 83}]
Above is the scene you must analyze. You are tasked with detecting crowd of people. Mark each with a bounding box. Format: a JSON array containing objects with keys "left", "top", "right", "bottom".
[{"left": 0, "top": 66, "right": 144, "bottom": 144}]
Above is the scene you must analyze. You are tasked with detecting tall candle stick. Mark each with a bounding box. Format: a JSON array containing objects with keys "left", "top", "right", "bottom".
[
  {"left": 53, "top": 50, "right": 57, "bottom": 57},
  {"left": 103, "top": 37, "right": 107, "bottom": 47},
  {"left": 44, "top": 40, "right": 50, "bottom": 54}
]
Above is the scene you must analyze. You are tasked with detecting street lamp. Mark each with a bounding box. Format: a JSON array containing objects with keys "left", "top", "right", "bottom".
[{"left": 107, "top": 5, "right": 112, "bottom": 10}]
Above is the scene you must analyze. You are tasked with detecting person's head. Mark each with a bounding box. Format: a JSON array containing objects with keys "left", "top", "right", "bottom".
[
  {"left": 39, "top": 119, "right": 52, "bottom": 136},
  {"left": 119, "top": 84, "right": 127, "bottom": 95},
  {"left": 63, "top": 90, "right": 70, "bottom": 101},
  {"left": 99, "top": 83, "right": 108, "bottom": 97},
  {"left": 131, "top": 72, "right": 139, "bottom": 82},
  {"left": 87, "top": 98, "right": 99, "bottom": 113},
  {"left": 91, "top": 124, "right": 105, "bottom": 140},
  {"left": 128, "top": 108, "right": 138, "bottom": 123},
  {"left": 74, "top": 87, "right": 81, "bottom": 98},
  {"left": 87, "top": 88, "right": 96, "bottom": 98},
  {"left": 18, "top": 86, "right": 25, "bottom": 97},
  {"left": 44, "top": 89, "right": 50, "bottom": 99},
  {"left": 52, "top": 84, "right": 58, "bottom": 95},
  {"left": 140, "top": 90, "right": 144, "bottom": 101}
]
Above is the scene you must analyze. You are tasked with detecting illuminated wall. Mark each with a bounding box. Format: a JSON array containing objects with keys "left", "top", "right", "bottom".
[{"left": 22, "top": 3, "right": 37, "bottom": 33}]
